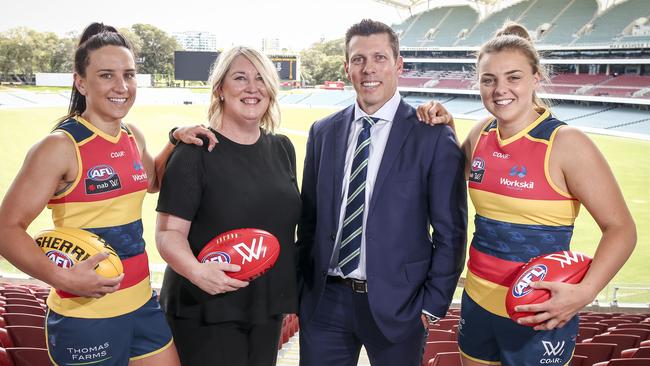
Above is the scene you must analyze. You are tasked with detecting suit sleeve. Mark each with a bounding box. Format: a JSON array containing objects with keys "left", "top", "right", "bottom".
[
  {"left": 296, "top": 123, "right": 317, "bottom": 287},
  {"left": 423, "top": 125, "right": 468, "bottom": 317}
]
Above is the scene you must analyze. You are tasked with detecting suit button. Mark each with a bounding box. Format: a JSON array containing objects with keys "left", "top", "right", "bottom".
[
  {"left": 321, "top": 271, "right": 327, "bottom": 277},
  {"left": 330, "top": 234, "right": 336, "bottom": 240}
]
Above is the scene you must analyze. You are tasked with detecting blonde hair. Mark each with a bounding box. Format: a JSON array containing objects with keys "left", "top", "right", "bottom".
[
  {"left": 477, "top": 21, "right": 550, "bottom": 110},
  {"left": 207, "top": 46, "right": 280, "bottom": 133}
]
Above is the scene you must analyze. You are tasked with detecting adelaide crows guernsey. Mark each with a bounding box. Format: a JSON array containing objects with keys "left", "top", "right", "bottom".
[
  {"left": 46, "top": 116, "right": 152, "bottom": 318},
  {"left": 465, "top": 109, "right": 580, "bottom": 317}
]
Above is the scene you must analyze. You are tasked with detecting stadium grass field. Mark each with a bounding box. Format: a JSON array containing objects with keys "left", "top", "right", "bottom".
[{"left": 1, "top": 104, "right": 648, "bottom": 303}]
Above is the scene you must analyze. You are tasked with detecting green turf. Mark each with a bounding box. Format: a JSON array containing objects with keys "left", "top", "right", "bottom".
[{"left": 1, "top": 105, "right": 648, "bottom": 304}]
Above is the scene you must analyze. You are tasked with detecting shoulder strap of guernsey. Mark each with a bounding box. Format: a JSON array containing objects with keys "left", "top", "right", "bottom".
[{"left": 54, "top": 118, "right": 94, "bottom": 143}]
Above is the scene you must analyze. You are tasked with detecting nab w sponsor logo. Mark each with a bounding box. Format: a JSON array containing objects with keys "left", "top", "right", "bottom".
[
  {"left": 543, "top": 251, "right": 586, "bottom": 268},
  {"left": 540, "top": 341, "right": 565, "bottom": 364},
  {"left": 233, "top": 236, "right": 268, "bottom": 264},
  {"left": 45, "top": 250, "right": 74, "bottom": 268},
  {"left": 469, "top": 157, "right": 485, "bottom": 183},
  {"left": 88, "top": 165, "right": 115, "bottom": 181},
  {"left": 512, "top": 264, "right": 547, "bottom": 298},
  {"left": 201, "top": 251, "right": 231, "bottom": 263},
  {"left": 85, "top": 165, "right": 121, "bottom": 194}
]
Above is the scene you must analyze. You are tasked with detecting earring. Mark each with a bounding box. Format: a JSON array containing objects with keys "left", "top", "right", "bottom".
[{"left": 219, "top": 95, "right": 224, "bottom": 101}]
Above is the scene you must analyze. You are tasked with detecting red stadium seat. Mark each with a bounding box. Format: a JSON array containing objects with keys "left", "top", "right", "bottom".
[
  {"left": 582, "top": 315, "right": 608, "bottom": 323},
  {"left": 574, "top": 343, "right": 617, "bottom": 365},
  {"left": 421, "top": 341, "right": 457, "bottom": 366},
  {"left": 435, "top": 319, "right": 459, "bottom": 331},
  {"left": 581, "top": 322, "right": 609, "bottom": 334},
  {"left": 428, "top": 351, "right": 461, "bottom": 366},
  {"left": 0, "top": 295, "right": 35, "bottom": 302},
  {"left": 599, "top": 319, "right": 634, "bottom": 328},
  {"left": 6, "top": 347, "right": 51, "bottom": 366},
  {"left": 0, "top": 347, "right": 12, "bottom": 366},
  {"left": 606, "top": 328, "right": 650, "bottom": 341},
  {"left": 0, "top": 329, "right": 13, "bottom": 348},
  {"left": 571, "top": 354, "right": 588, "bottom": 366},
  {"left": 592, "top": 359, "right": 650, "bottom": 366},
  {"left": 621, "top": 346, "right": 650, "bottom": 358},
  {"left": 1, "top": 314, "right": 45, "bottom": 328},
  {"left": 4, "top": 300, "right": 41, "bottom": 308},
  {"left": 585, "top": 334, "right": 641, "bottom": 358},
  {"left": 2, "top": 306, "right": 44, "bottom": 317},
  {"left": 617, "top": 324, "right": 650, "bottom": 331},
  {"left": 426, "top": 329, "right": 454, "bottom": 342},
  {"left": 642, "top": 340, "right": 650, "bottom": 347},
  {"left": 577, "top": 327, "right": 601, "bottom": 343},
  {"left": 614, "top": 316, "right": 646, "bottom": 322},
  {"left": 5, "top": 326, "right": 46, "bottom": 349}
]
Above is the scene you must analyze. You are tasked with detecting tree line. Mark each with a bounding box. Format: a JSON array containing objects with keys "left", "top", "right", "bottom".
[
  {"left": 0, "top": 24, "right": 179, "bottom": 84},
  {"left": 0, "top": 24, "right": 347, "bottom": 86}
]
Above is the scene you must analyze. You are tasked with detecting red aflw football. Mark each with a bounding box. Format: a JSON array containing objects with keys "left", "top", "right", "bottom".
[
  {"left": 197, "top": 228, "right": 280, "bottom": 281},
  {"left": 506, "top": 250, "right": 592, "bottom": 325}
]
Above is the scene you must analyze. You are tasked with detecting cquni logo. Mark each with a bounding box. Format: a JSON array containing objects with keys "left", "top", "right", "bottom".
[
  {"left": 201, "top": 251, "right": 231, "bottom": 264},
  {"left": 88, "top": 165, "right": 115, "bottom": 181},
  {"left": 512, "top": 264, "right": 547, "bottom": 298},
  {"left": 45, "top": 250, "right": 75, "bottom": 268}
]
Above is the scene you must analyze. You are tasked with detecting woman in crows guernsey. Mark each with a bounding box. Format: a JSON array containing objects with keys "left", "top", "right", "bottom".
[
  {"left": 417, "top": 22, "right": 636, "bottom": 366},
  {"left": 0, "top": 23, "right": 213, "bottom": 366}
]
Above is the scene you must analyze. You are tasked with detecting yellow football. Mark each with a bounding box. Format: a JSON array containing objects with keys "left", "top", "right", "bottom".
[{"left": 34, "top": 227, "right": 123, "bottom": 277}]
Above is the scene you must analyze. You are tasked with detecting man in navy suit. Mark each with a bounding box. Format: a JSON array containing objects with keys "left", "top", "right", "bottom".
[{"left": 297, "top": 19, "right": 468, "bottom": 366}]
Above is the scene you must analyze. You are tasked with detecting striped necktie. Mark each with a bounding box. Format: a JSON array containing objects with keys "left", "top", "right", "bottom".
[{"left": 338, "top": 116, "right": 378, "bottom": 276}]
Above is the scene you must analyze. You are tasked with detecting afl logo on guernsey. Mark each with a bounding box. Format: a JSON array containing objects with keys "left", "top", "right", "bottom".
[
  {"left": 200, "top": 251, "right": 231, "bottom": 264},
  {"left": 88, "top": 165, "right": 116, "bottom": 181},
  {"left": 469, "top": 157, "right": 486, "bottom": 183},
  {"left": 85, "top": 165, "right": 122, "bottom": 195},
  {"left": 512, "top": 264, "right": 547, "bottom": 298},
  {"left": 45, "top": 250, "right": 75, "bottom": 268}
]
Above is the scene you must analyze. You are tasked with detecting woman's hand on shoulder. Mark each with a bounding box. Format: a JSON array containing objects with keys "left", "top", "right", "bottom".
[
  {"left": 188, "top": 261, "right": 248, "bottom": 295},
  {"left": 415, "top": 100, "right": 454, "bottom": 127},
  {"left": 514, "top": 281, "right": 595, "bottom": 331},
  {"left": 54, "top": 252, "right": 125, "bottom": 298},
  {"left": 174, "top": 124, "right": 218, "bottom": 152}
]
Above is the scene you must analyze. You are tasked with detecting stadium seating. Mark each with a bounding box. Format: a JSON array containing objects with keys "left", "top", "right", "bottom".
[
  {"left": 457, "top": 0, "right": 532, "bottom": 46},
  {"left": 621, "top": 346, "right": 650, "bottom": 358},
  {"left": 571, "top": 354, "right": 588, "bottom": 366},
  {"left": 574, "top": 343, "right": 617, "bottom": 365},
  {"left": 606, "top": 329, "right": 650, "bottom": 341},
  {"left": 584, "top": 334, "right": 642, "bottom": 358},
  {"left": 592, "top": 359, "right": 650, "bottom": 366},
  {"left": 541, "top": 0, "right": 598, "bottom": 45},
  {"left": 1, "top": 314, "right": 45, "bottom": 328},
  {"left": 577, "top": 326, "right": 601, "bottom": 343},
  {"left": 6, "top": 347, "right": 51, "bottom": 366},
  {"left": 427, "top": 351, "right": 462, "bottom": 366},
  {"left": 421, "top": 341, "right": 457, "bottom": 366},
  {"left": 426, "top": 329, "right": 454, "bottom": 342},
  {"left": 5, "top": 326, "right": 46, "bottom": 349},
  {"left": 2, "top": 306, "right": 44, "bottom": 317},
  {"left": 0, "top": 348, "right": 12, "bottom": 366},
  {"left": 576, "top": 0, "right": 648, "bottom": 45}
]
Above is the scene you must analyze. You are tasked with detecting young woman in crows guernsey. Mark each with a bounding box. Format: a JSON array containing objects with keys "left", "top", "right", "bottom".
[
  {"left": 0, "top": 22, "right": 214, "bottom": 366},
  {"left": 417, "top": 22, "right": 636, "bottom": 366}
]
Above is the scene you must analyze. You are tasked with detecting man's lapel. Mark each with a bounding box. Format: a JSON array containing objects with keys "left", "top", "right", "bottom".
[{"left": 369, "top": 99, "right": 414, "bottom": 213}]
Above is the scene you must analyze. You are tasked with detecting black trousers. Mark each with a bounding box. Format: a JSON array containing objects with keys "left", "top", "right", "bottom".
[{"left": 167, "top": 313, "right": 283, "bottom": 366}]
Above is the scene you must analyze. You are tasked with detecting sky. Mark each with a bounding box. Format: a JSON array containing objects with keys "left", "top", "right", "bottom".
[{"left": 1, "top": 0, "right": 405, "bottom": 51}]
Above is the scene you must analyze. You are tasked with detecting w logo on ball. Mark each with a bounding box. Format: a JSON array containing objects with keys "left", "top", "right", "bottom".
[{"left": 234, "top": 236, "right": 268, "bottom": 264}]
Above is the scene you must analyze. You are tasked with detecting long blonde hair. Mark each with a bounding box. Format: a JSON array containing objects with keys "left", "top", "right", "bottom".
[
  {"left": 207, "top": 46, "right": 280, "bottom": 133},
  {"left": 477, "top": 22, "right": 550, "bottom": 110}
]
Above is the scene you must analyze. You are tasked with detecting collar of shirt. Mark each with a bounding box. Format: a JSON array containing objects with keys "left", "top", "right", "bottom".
[{"left": 353, "top": 90, "right": 401, "bottom": 124}]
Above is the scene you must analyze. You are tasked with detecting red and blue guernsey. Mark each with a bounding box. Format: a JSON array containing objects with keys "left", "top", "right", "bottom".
[
  {"left": 466, "top": 109, "right": 580, "bottom": 317},
  {"left": 46, "top": 116, "right": 152, "bottom": 318}
]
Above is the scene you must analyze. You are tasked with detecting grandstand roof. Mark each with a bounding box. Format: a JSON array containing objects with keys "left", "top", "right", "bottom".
[{"left": 375, "top": 0, "right": 614, "bottom": 18}]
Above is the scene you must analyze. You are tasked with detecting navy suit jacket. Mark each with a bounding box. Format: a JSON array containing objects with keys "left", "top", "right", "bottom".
[{"left": 297, "top": 99, "right": 468, "bottom": 343}]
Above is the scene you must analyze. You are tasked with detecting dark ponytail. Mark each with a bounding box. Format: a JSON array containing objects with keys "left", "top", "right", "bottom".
[{"left": 57, "top": 23, "right": 134, "bottom": 125}]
